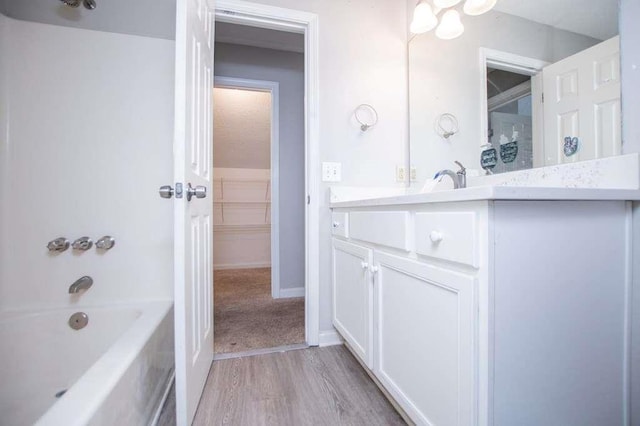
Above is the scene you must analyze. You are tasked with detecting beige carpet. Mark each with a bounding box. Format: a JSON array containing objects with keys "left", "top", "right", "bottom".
[{"left": 214, "top": 268, "right": 305, "bottom": 354}]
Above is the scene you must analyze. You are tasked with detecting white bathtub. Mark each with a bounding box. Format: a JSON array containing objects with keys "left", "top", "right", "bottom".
[{"left": 0, "top": 301, "right": 174, "bottom": 426}]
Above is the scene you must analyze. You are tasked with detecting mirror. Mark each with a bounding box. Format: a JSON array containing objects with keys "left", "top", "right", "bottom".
[{"left": 408, "top": 0, "right": 620, "bottom": 184}]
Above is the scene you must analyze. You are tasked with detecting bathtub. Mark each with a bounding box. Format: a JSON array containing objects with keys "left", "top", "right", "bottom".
[{"left": 0, "top": 301, "right": 174, "bottom": 426}]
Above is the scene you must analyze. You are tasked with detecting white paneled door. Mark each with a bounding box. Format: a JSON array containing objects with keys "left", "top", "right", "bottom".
[
  {"left": 543, "top": 36, "right": 620, "bottom": 165},
  {"left": 173, "top": 0, "right": 215, "bottom": 425}
]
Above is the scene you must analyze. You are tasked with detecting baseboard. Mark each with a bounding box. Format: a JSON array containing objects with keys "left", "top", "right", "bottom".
[
  {"left": 150, "top": 369, "right": 175, "bottom": 426},
  {"left": 277, "top": 286, "right": 305, "bottom": 298},
  {"left": 214, "top": 262, "right": 271, "bottom": 270},
  {"left": 318, "top": 328, "right": 343, "bottom": 347}
]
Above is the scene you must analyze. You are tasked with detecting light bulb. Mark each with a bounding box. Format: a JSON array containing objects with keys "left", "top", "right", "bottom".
[
  {"left": 463, "top": 0, "right": 497, "bottom": 16},
  {"left": 410, "top": 2, "right": 439, "bottom": 34},
  {"left": 435, "top": 10, "right": 464, "bottom": 40},
  {"left": 433, "top": 0, "right": 462, "bottom": 8}
]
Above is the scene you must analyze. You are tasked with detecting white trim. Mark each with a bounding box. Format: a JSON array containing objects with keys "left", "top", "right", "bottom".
[
  {"left": 318, "top": 329, "right": 344, "bottom": 347},
  {"left": 215, "top": 0, "right": 320, "bottom": 346},
  {"left": 150, "top": 370, "right": 175, "bottom": 426},
  {"left": 214, "top": 261, "right": 271, "bottom": 270},
  {"left": 278, "top": 286, "right": 305, "bottom": 298},
  {"left": 214, "top": 76, "right": 280, "bottom": 300},
  {"left": 479, "top": 48, "right": 549, "bottom": 165}
]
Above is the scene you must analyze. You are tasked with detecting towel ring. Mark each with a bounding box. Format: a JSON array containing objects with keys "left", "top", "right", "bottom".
[
  {"left": 436, "top": 113, "right": 459, "bottom": 139},
  {"left": 355, "top": 104, "right": 378, "bottom": 132}
]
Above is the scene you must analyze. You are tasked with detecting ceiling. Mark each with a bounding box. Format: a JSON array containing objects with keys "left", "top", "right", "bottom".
[{"left": 493, "top": 0, "right": 619, "bottom": 41}]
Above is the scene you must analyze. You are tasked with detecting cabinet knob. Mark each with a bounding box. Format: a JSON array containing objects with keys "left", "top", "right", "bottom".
[
  {"left": 429, "top": 230, "right": 444, "bottom": 243},
  {"left": 361, "top": 261, "right": 369, "bottom": 270},
  {"left": 332, "top": 221, "right": 340, "bottom": 229},
  {"left": 371, "top": 265, "right": 379, "bottom": 274}
]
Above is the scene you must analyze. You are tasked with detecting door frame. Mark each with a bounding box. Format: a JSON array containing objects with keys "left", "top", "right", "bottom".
[
  {"left": 479, "top": 48, "right": 549, "bottom": 168},
  {"left": 214, "top": 0, "right": 320, "bottom": 345},
  {"left": 213, "top": 76, "right": 282, "bottom": 299}
]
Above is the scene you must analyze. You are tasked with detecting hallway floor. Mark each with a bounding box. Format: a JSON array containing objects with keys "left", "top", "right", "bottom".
[
  {"left": 158, "top": 346, "right": 406, "bottom": 426},
  {"left": 214, "top": 268, "right": 305, "bottom": 354}
]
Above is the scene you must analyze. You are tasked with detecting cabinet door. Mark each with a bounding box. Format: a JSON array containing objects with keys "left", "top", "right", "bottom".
[
  {"left": 332, "top": 238, "right": 374, "bottom": 368},
  {"left": 374, "top": 251, "right": 475, "bottom": 426}
]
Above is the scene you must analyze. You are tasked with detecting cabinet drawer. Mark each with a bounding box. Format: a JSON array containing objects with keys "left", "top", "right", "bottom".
[
  {"left": 415, "top": 211, "right": 478, "bottom": 267},
  {"left": 349, "top": 211, "right": 410, "bottom": 251},
  {"left": 331, "top": 212, "right": 349, "bottom": 238}
]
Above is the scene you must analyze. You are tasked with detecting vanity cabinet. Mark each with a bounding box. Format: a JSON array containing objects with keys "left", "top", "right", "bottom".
[
  {"left": 331, "top": 198, "right": 632, "bottom": 426},
  {"left": 374, "top": 251, "right": 475, "bottom": 426},
  {"left": 331, "top": 239, "right": 374, "bottom": 368}
]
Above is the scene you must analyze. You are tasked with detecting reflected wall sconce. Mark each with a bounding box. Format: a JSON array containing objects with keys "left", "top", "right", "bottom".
[
  {"left": 354, "top": 104, "right": 379, "bottom": 132},
  {"left": 410, "top": 0, "right": 497, "bottom": 39}
]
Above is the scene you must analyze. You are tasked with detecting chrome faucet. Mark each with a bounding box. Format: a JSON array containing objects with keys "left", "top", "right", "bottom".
[
  {"left": 69, "top": 276, "right": 93, "bottom": 294},
  {"left": 434, "top": 161, "right": 467, "bottom": 189}
]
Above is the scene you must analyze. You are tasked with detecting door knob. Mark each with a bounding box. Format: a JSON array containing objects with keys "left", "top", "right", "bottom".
[
  {"left": 159, "top": 183, "right": 183, "bottom": 199},
  {"left": 186, "top": 183, "right": 207, "bottom": 201},
  {"left": 159, "top": 185, "right": 174, "bottom": 199}
]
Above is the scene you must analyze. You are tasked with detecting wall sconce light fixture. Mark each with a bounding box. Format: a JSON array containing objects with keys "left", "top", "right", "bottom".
[{"left": 410, "top": 0, "right": 497, "bottom": 39}]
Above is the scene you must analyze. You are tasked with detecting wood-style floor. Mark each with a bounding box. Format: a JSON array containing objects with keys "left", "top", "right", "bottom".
[{"left": 157, "top": 345, "right": 406, "bottom": 426}]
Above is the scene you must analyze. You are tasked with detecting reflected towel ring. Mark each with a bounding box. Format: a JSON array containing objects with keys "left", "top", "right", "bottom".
[
  {"left": 436, "top": 113, "right": 459, "bottom": 139},
  {"left": 355, "top": 104, "right": 379, "bottom": 132}
]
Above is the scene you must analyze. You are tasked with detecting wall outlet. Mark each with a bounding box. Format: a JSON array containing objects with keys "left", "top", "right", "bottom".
[
  {"left": 396, "top": 165, "right": 406, "bottom": 182},
  {"left": 410, "top": 166, "right": 417, "bottom": 181},
  {"left": 322, "top": 162, "right": 342, "bottom": 182}
]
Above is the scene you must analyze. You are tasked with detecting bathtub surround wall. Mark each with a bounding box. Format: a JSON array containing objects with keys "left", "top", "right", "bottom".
[
  {"left": 0, "top": 0, "right": 176, "bottom": 40},
  {"left": 215, "top": 42, "right": 305, "bottom": 292},
  {"left": 0, "top": 17, "right": 175, "bottom": 311}
]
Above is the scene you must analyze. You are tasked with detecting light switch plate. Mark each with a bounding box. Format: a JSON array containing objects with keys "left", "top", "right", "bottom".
[{"left": 322, "top": 162, "right": 342, "bottom": 182}]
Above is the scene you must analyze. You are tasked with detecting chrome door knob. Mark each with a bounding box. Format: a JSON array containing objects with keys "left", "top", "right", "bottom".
[
  {"left": 186, "top": 183, "right": 206, "bottom": 201},
  {"left": 159, "top": 185, "right": 174, "bottom": 199}
]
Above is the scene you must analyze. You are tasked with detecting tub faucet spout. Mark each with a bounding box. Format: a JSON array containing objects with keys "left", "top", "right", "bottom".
[{"left": 69, "top": 276, "right": 93, "bottom": 294}]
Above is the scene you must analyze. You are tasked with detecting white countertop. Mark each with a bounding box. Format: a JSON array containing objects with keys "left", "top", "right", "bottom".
[{"left": 330, "top": 186, "right": 640, "bottom": 209}]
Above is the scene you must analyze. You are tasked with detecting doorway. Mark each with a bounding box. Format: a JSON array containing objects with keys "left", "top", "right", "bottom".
[{"left": 212, "top": 25, "right": 307, "bottom": 357}]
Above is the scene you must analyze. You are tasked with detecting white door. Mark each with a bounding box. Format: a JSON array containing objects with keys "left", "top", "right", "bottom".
[
  {"left": 332, "top": 238, "right": 374, "bottom": 368},
  {"left": 373, "top": 251, "right": 475, "bottom": 426},
  {"left": 543, "top": 36, "right": 620, "bottom": 165},
  {"left": 173, "top": 0, "right": 215, "bottom": 425}
]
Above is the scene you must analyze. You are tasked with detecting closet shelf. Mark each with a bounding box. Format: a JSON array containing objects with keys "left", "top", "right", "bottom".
[{"left": 214, "top": 200, "right": 271, "bottom": 204}]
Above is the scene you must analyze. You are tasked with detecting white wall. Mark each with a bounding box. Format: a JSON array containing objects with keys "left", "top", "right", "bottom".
[
  {"left": 408, "top": 8, "right": 598, "bottom": 182},
  {"left": 215, "top": 42, "right": 306, "bottom": 292},
  {"left": 620, "top": 0, "right": 640, "bottom": 423},
  {"left": 213, "top": 87, "right": 271, "bottom": 169},
  {"left": 217, "top": 0, "right": 408, "bottom": 334},
  {"left": 0, "top": 17, "right": 175, "bottom": 311}
]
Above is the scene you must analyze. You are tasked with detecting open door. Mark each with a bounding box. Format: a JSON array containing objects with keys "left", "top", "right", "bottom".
[
  {"left": 173, "top": 0, "right": 215, "bottom": 424},
  {"left": 542, "top": 36, "right": 620, "bottom": 165}
]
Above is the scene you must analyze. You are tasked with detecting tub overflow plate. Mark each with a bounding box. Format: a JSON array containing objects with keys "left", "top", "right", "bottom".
[{"left": 69, "top": 312, "right": 89, "bottom": 330}]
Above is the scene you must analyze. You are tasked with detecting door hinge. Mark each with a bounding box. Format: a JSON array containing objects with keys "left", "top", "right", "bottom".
[
  {"left": 307, "top": 195, "right": 311, "bottom": 205},
  {"left": 541, "top": 93, "right": 545, "bottom": 103}
]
